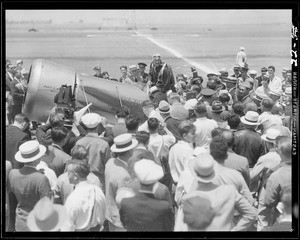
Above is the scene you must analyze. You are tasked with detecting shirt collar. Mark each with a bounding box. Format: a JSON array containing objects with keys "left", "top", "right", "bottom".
[
  {"left": 52, "top": 143, "right": 63, "bottom": 150},
  {"left": 117, "top": 157, "right": 128, "bottom": 167}
]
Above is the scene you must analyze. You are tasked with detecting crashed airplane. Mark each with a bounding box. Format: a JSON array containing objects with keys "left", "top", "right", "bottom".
[{"left": 23, "top": 59, "right": 149, "bottom": 124}]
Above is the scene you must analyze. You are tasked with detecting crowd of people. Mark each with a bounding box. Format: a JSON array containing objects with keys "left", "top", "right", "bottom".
[{"left": 5, "top": 47, "right": 295, "bottom": 232}]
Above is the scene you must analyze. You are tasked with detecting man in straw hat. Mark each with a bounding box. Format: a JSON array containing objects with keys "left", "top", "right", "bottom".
[
  {"left": 148, "top": 53, "right": 176, "bottom": 93},
  {"left": 76, "top": 112, "right": 111, "bottom": 192},
  {"left": 158, "top": 100, "right": 181, "bottom": 141},
  {"left": 27, "top": 196, "right": 68, "bottom": 231},
  {"left": 250, "top": 129, "right": 282, "bottom": 231},
  {"left": 7, "top": 140, "right": 52, "bottom": 231},
  {"left": 234, "top": 111, "right": 266, "bottom": 169},
  {"left": 61, "top": 159, "right": 107, "bottom": 231},
  {"left": 175, "top": 152, "right": 256, "bottom": 231},
  {"left": 236, "top": 46, "right": 247, "bottom": 66},
  {"left": 119, "top": 159, "right": 174, "bottom": 231},
  {"left": 105, "top": 133, "right": 138, "bottom": 231},
  {"left": 231, "top": 64, "right": 242, "bottom": 78}
]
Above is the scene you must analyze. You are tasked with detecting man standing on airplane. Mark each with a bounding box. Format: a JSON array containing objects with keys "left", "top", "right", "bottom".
[{"left": 148, "top": 54, "right": 176, "bottom": 94}]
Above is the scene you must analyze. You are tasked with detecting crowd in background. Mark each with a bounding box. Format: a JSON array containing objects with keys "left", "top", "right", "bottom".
[{"left": 5, "top": 47, "right": 295, "bottom": 232}]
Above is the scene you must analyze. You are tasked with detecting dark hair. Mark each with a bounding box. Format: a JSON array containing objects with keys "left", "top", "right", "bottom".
[
  {"left": 14, "top": 113, "right": 30, "bottom": 124},
  {"left": 191, "top": 85, "right": 201, "bottom": 94},
  {"left": 141, "top": 99, "right": 154, "bottom": 108},
  {"left": 125, "top": 114, "right": 140, "bottom": 132},
  {"left": 178, "top": 120, "right": 196, "bottom": 137},
  {"left": 227, "top": 114, "right": 241, "bottom": 129},
  {"left": 210, "top": 136, "right": 228, "bottom": 162},
  {"left": 116, "top": 106, "right": 130, "bottom": 118},
  {"left": 218, "top": 93, "right": 230, "bottom": 103},
  {"left": 68, "top": 159, "right": 90, "bottom": 178},
  {"left": 120, "top": 65, "right": 127, "bottom": 70},
  {"left": 147, "top": 117, "right": 159, "bottom": 132},
  {"left": 49, "top": 112, "right": 65, "bottom": 128},
  {"left": 262, "top": 77, "right": 270, "bottom": 84},
  {"left": 271, "top": 105, "right": 281, "bottom": 115},
  {"left": 211, "top": 127, "right": 225, "bottom": 138},
  {"left": 268, "top": 66, "right": 275, "bottom": 72},
  {"left": 275, "top": 136, "right": 292, "bottom": 158},
  {"left": 51, "top": 126, "right": 68, "bottom": 143},
  {"left": 71, "top": 145, "right": 88, "bottom": 160},
  {"left": 232, "top": 102, "right": 244, "bottom": 117},
  {"left": 194, "top": 101, "right": 207, "bottom": 114},
  {"left": 220, "top": 129, "right": 235, "bottom": 148},
  {"left": 261, "top": 98, "right": 274, "bottom": 111},
  {"left": 135, "top": 131, "right": 150, "bottom": 145},
  {"left": 206, "top": 81, "right": 217, "bottom": 91}
]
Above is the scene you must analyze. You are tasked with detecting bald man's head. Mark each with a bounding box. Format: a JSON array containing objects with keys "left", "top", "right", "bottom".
[
  {"left": 221, "top": 129, "right": 234, "bottom": 148},
  {"left": 276, "top": 136, "right": 292, "bottom": 160}
]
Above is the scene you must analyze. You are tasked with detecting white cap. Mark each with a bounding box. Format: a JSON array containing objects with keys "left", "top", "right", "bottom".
[
  {"left": 81, "top": 113, "right": 102, "bottom": 129},
  {"left": 134, "top": 159, "right": 164, "bottom": 185}
]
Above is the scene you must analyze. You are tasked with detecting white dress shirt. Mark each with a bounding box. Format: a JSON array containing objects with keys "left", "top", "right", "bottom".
[
  {"left": 193, "top": 117, "right": 218, "bottom": 149},
  {"left": 168, "top": 140, "right": 194, "bottom": 183},
  {"left": 61, "top": 180, "right": 107, "bottom": 231},
  {"left": 36, "top": 161, "right": 58, "bottom": 191},
  {"left": 268, "top": 76, "right": 282, "bottom": 93}
]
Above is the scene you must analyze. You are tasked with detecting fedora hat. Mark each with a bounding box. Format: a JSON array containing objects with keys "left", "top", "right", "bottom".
[
  {"left": 249, "top": 70, "right": 258, "bottom": 75},
  {"left": 194, "top": 153, "right": 219, "bottom": 183},
  {"left": 149, "top": 86, "right": 159, "bottom": 95},
  {"left": 15, "top": 140, "right": 46, "bottom": 163},
  {"left": 211, "top": 101, "right": 224, "bottom": 113},
  {"left": 27, "top": 196, "right": 68, "bottom": 231},
  {"left": 233, "top": 64, "right": 241, "bottom": 70},
  {"left": 261, "top": 129, "right": 281, "bottom": 143},
  {"left": 240, "top": 111, "right": 259, "bottom": 125},
  {"left": 128, "top": 65, "right": 138, "bottom": 71},
  {"left": 134, "top": 159, "right": 164, "bottom": 185},
  {"left": 283, "top": 87, "right": 292, "bottom": 96},
  {"left": 138, "top": 62, "right": 147, "bottom": 67},
  {"left": 201, "top": 88, "right": 215, "bottom": 97},
  {"left": 158, "top": 100, "right": 170, "bottom": 114},
  {"left": 261, "top": 67, "right": 268, "bottom": 72},
  {"left": 111, "top": 133, "right": 138, "bottom": 153},
  {"left": 81, "top": 113, "right": 102, "bottom": 129}
]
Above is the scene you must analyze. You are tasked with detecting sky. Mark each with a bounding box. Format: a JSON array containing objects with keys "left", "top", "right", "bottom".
[{"left": 6, "top": 10, "right": 292, "bottom": 26}]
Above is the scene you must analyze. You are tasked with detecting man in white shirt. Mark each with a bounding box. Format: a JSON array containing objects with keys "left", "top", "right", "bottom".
[
  {"left": 147, "top": 118, "right": 176, "bottom": 165},
  {"left": 138, "top": 100, "right": 164, "bottom": 132},
  {"left": 193, "top": 102, "right": 218, "bottom": 149},
  {"left": 61, "top": 159, "right": 107, "bottom": 231},
  {"left": 236, "top": 47, "right": 247, "bottom": 66},
  {"left": 267, "top": 66, "right": 282, "bottom": 94},
  {"left": 169, "top": 120, "right": 195, "bottom": 184}
]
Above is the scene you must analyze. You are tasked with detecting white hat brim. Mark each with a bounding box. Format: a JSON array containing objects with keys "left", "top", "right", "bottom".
[
  {"left": 240, "top": 116, "right": 259, "bottom": 126},
  {"left": 27, "top": 204, "right": 68, "bottom": 231},
  {"left": 111, "top": 139, "right": 138, "bottom": 153},
  {"left": 15, "top": 145, "right": 46, "bottom": 163},
  {"left": 261, "top": 134, "right": 276, "bottom": 143}
]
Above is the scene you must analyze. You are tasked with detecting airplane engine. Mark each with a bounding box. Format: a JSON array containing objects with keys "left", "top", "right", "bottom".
[{"left": 23, "top": 59, "right": 149, "bottom": 124}]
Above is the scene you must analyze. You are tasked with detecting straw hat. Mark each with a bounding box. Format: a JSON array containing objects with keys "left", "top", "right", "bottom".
[
  {"left": 240, "top": 111, "right": 259, "bottom": 125},
  {"left": 158, "top": 100, "right": 171, "bottom": 114},
  {"left": 111, "top": 133, "right": 138, "bottom": 153},
  {"left": 261, "top": 129, "right": 281, "bottom": 143},
  {"left": 27, "top": 196, "right": 68, "bottom": 231},
  {"left": 194, "top": 153, "right": 219, "bottom": 183},
  {"left": 240, "top": 46, "right": 245, "bottom": 51},
  {"left": 15, "top": 140, "right": 46, "bottom": 163}
]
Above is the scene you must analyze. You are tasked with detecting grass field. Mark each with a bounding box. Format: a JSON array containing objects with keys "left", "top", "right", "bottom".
[{"left": 6, "top": 23, "right": 291, "bottom": 80}]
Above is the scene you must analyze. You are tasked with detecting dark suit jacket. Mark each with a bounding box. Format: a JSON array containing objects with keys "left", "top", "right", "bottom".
[
  {"left": 164, "top": 116, "right": 181, "bottom": 141},
  {"left": 6, "top": 125, "right": 31, "bottom": 169},
  {"left": 120, "top": 191, "right": 174, "bottom": 231}
]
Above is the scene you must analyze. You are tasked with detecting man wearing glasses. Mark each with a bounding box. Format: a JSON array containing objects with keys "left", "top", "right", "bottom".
[{"left": 148, "top": 54, "right": 176, "bottom": 94}]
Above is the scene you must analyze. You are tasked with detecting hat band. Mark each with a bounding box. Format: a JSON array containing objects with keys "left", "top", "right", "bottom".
[
  {"left": 266, "top": 136, "right": 276, "bottom": 141},
  {"left": 159, "top": 108, "right": 170, "bottom": 113},
  {"left": 244, "top": 117, "right": 258, "bottom": 123},
  {"left": 35, "top": 210, "right": 59, "bottom": 231},
  {"left": 196, "top": 170, "right": 214, "bottom": 180},
  {"left": 21, "top": 148, "right": 40, "bottom": 159},
  {"left": 116, "top": 141, "right": 133, "bottom": 149}
]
